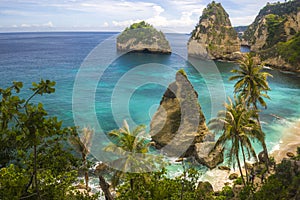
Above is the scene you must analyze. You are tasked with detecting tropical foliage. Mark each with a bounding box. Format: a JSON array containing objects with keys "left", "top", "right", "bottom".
[
  {"left": 208, "top": 97, "right": 261, "bottom": 185},
  {"left": 104, "top": 120, "right": 162, "bottom": 188},
  {"left": 69, "top": 127, "right": 94, "bottom": 190},
  {"left": 115, "top": 167, "right": 205, "bottom": 200},
  {"left": 0, "top": 80, "right": 97, "bottom": 200},
  {"left": 230, "top": 54, "right": 272, "bottom": 109}
]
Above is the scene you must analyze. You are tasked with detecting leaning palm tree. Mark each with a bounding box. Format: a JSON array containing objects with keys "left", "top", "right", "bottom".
[
  {"left": 209, "top": 97, "right": 260, "bottom": 185},
  {"left": 230, "top": 53, "right": 272, "bottom": 171},
  {"left": 104, "top": 120, "right": 152, "bottom": 188},
  {"left": 69, "top": 127, "right": 94, "bottom": 190}
]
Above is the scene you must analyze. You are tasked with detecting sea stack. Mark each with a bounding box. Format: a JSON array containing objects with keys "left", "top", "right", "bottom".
[
  {"left": 116, "top": 21, "right": 171, "bottom": 54},
  {"left": 150, "top": 70, "right": 224, "bottom": 168},
  {"left": 187, "top": 1, "right": 240, "bottom": 60}
]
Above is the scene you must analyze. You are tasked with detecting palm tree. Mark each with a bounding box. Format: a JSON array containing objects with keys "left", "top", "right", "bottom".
[
  {"left": 69, "top": 127, "right": 94, "bottom": 190},
  {"left": 230, "top": 53, "right": 272, "bottom": 110},
  {"left": 209, "top": 97, "right": 260, "bottom": 185},
  {"left": 230, "top": 53, "right": 272, "bottom": 171},
  {"left": 104, "top": 120, "right": 154, "bottom": 189}
]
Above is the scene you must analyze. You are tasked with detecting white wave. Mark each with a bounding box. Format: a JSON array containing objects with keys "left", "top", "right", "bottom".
[{"left": 263, "top": 66, "right": 273, "bottom": 70}]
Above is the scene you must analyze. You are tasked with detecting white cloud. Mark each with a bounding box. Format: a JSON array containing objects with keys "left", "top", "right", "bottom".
[
  {"left": 111, "top": 2, "right": 204, "bottom": 32},
  {"left": 20, "top": 23, "right": 31, "bottom": 28},
  {"left": 44, "top": 21, "right": 54, "bottom": 27},
  {"left": 1, "top": 0, "right": 287, "bottom": 32},
  {"left": 112, "top": 19, "right": 142, "bottom": 27},
  {"left": 0, "top": 10, "right": 30, "bottom": 16},
  {"left": 20, "top": 21, "right": 54, "bottom": 28},
  {"left": 103, "top": 22, "right": 109, "bottom": 27}
]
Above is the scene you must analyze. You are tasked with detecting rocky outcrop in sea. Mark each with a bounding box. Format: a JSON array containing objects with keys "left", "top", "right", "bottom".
[
  {"left": 187, "top": 1, "right": 240, "bottom": 61},
  {"left": 116, "top": 21, "right": 171, "bottom": 54},
  {"left": 150, "top": 70, "right": 223, "bottom": 169}
]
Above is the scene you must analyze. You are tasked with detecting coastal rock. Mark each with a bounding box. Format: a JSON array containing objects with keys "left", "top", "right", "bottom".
[
  {"left": 258, "top": 151, "right": 267, "bottom": 163},
  {"left": 197, "top": 181, "right": 214, "bottom": 193},
  {"left": 116, "top": 21, "right": 171, "bottom": 54},
  {"left": 229, "top": 173, "right": 239, "bottom": 180},
  {"left": 150, "top": 70, "right": 210, "bottom": 157},
  {"left": 194, "top": 142, "right": 224, "bottom": 169},
  {"left": 95, "top": 163, "right": 109, "bottom": 175},
  {"left": 223, "top": 51, "right": 244, "bottom": 61},
  {"left": 218, "top": 166, "right": 231, "bottom": 171},
  {"left": 243, "top": 1, "right": 300, "bottom": 72},
  {"left": 245, "top": 162, "right": 254, "bottom": 170},
  {"left": 187, "top": 1, "right": 240, "bottom": 60},
  {"left": 287, "top": 152, "right": 295, "bottom": 158}
]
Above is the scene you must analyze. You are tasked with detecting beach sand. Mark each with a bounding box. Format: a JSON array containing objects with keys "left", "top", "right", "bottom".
[{"left": 271, "top": 119, "right": 300, "bottom": 163}]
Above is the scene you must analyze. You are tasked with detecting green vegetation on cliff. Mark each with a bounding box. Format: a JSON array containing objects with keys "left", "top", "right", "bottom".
[
  {"left": 243, "top": 0, "right": 300, "bottom": 71},
  {"left": 243, "top": 0, "right": 300, "bottom": 45},
  {"left": 264, "top": 14, "right": 287, "bottom": 49},
  {"left": 126, "top": 21, "right": 152, "bottom": 30},
  {"left": 277, "top": 31, "right": 300, "bottom": 68}
]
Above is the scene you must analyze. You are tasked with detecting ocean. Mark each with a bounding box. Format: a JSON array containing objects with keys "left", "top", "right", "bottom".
[{"left": 1, "top": 32, "right": 300, "bottom": 191}]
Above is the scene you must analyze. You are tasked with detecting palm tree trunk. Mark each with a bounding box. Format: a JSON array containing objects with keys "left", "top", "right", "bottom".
[
  {"left": 261, "top": 141, "right": 270, "bottom": 172},
  {"left": 130, "top": 178, "right": 134, "bottom": 200},
  {"left": 82, "top": 153, "right": 89, "bottom": 190},
  {"left": 254, "top": 103, "right": 270, "bottom": 172},
  {"left": 236, "top": 146, "right": 246, "bottom": 185},
  {"left": 99, "top": 175, "right": 114, "bottom": 200},
  {"left": 241, "top": 143, "right": 249, "bottom": 184}
]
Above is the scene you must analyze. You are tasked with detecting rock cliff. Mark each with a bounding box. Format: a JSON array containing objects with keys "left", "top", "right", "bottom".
[
  {"left": 116, "top": 21, "right": 171, "bottom": 54},
  {"left": 243, "top": 0, "right": 300, "bottom": 72},
  {"left": 150, "top": 70, "right": 223, "bottom": 168},
  {"left": 187, "top": 1, "right": 240, "bottom": 60}
]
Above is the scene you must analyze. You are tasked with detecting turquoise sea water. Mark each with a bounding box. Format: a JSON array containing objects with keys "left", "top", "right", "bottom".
[{"left": 1, "top": 32, "right": 300, "bottom": 182}]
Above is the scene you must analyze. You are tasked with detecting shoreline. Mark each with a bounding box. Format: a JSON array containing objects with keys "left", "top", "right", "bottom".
[
  {"left": 202, "top": 118, "right": 300, "bottom": 191},
  {"left": 271, "top": 118, "right": 300, "bottom": 163}
]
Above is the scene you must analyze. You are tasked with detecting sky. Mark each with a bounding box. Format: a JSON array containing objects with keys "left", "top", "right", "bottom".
[{"left": 0, "top": 0, "right": 285, "bottom": 33}]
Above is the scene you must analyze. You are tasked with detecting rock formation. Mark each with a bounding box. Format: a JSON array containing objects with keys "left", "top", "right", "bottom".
[
  {"left": 194, "top": 142, "right": 224, "bottom": 169},
  {"left": 150, "top": 69, "right": 223, "bottom": 168},
  {"left": 116, "top": 21, "right": 171, "bottom": 54},
  {"left": 187, "top": 1, "right": 240, "bottom": 60},
  {"left": 243, "top": 0, "right": 300, "bottom": 72}
]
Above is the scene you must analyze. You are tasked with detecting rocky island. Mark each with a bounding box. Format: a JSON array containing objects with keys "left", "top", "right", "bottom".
[
  {"left": 150, "top": 70, "right": 223, "bottom": 169},
  {"left": 116, "top": 21, "right": 171, "bottom": 54},
  {"left": 187, "top": 1, "right": 240, "bottom": 61}
]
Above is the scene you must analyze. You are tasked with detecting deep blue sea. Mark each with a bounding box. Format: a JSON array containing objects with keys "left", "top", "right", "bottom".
[{"left": 1, "top": 32, "right": 300, "bottom": 188}]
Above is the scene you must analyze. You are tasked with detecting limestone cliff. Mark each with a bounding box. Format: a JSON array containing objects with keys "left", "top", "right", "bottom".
[
  {"left": 187, "top": 1, "right": 240, "bottom": 60},
  {"left": 150, "top": 70, "right": 223, "bottom": 168},
  {"left": 116, "top": 21, "right": 171, "bottom": 54},
  {"left": 243, "top": 0, "right": 300, "bottom": 72}
]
